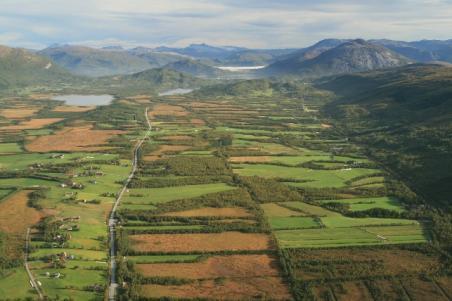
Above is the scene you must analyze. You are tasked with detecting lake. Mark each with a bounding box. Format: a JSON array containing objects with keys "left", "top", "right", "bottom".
[
  {"left": 52, "top": 94, "right": 113, "bottom": 106},
  {"left": 216, "top": 66, "right": 266, "bottom": 72},
  {"left": 158, "top": 89, "right": 194, "bottom": 96}
]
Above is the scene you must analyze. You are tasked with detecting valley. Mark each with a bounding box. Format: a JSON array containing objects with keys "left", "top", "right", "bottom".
[{"left": 0, "top": 81, "right": 449, "bottom": 300}]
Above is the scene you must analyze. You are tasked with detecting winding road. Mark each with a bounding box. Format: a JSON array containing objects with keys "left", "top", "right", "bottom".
[
  {"left": 25, "top": 227, "right": 44, "bottom": 299},
  {"left": 108, "top": 107, "right": 152, "bottom": 300}
]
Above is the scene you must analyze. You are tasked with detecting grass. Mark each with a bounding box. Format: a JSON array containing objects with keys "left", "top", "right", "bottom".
[
  {"left": 123, "top": 183, "right": 235, "bottom": 204},
  {"left": 29, "top": 248, "right": 107, "bottom": 261},
  {"left": 282, "top": 202, "right": 338, "bottom": 217},
  {"left": 282, "top": 201, "right": 417, "bottom": 228},
  {"left": 276, "top": 227, "right": 381, "bottom": 248},
  {"left": 0, "top": 268, "right": 36, "bottom": 299},
  {"left": 261, "top": 203, "right": 305, "bottom": 217},
  {"left": 34, "top": 268, "right": 105, "bottom": 301},
  {"left": 274, "top": 201, "right": 424, "bottom": 248},
  {"left": 267, "top": 155, "right": 369, "bottom": 166},
  {"left": 232, "top": 164, "right": 379, "bottom": 188},
  {"left": 0, "top": 188, "right": 14, "bottom": 202},
  {"left": 0, "top": 152, "right": 118, "bottom": 171},
  {"left": 275, "top": 224, "right": 426, "bottom": 248},
  {"left": 124, "top": 225, "right": 205, "bottom": 231},
  {"left": 0, "top": 177, "right": 56, "bottom": 188},
  {"left": 268, "top": 217, "right": 320, "bottom": 230},
  {"left": 128, "top": 254, "right": 202, "bottom": 263},
  {"left": 317, "top": 197, "right": 405, "bottom": 212},
  {"left": 0, "top": 143, "right": 22, "bottom": 154},
  {"left": 321, "top": 216, "right": 418, "bottom": 228}
]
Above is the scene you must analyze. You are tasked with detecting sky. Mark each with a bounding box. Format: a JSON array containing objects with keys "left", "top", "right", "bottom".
[{"left": 1, "top": 0, "right": 452, "bottom": 49}]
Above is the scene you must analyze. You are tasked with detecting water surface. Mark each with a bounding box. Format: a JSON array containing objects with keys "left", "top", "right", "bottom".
[
  {"left": 158, "top": 89, "right": 194, "bottom": 96},
  {"left": 216, "top": 66, "right": 266, "bottom": 72},
  {"left": 52, "top": 94, "right": 113, "bottom": 106}
]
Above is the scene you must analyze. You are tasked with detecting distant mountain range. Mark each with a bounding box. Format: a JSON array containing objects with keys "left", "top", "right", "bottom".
[
  {"left": 38, "top": 45, "right": 184, "bottom": 77},
  {"left": 263, "top": 39, "right": 411, "bottom": 77},
  {"left": 2, "top": 38, "right": 452, "bottom": 87},
  {"left": 0, "top": 45, "right": 77, "bottom": 90}
]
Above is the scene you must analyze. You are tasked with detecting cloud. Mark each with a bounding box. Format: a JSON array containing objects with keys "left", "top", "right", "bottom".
[{"left": 0, "top": 0, "right": 451, "bottom": 49}]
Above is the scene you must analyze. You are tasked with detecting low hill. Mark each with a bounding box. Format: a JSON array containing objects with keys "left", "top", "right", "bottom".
[
  {"left": 373, "top": 39, "right": 452, "bottom": 63},
  {"left": 97, "top": 68, "right": 210, "bottom": 95},
  {"left": 278, "top": 39, "right": 349, "bottom": 63},
  {"left": 155, "top": 43, "right": 297, "bottom": 65},
  {"left": 163, "top": 59, "right": 226, "bottom": 78},
  {"left": 0, "top": 45, "right": 76, "bottom": 90},
  {"left": 39, "top": 45, "right": 157, "bottom": 77},
  {"left": 320, "top": 64, "right": 452, "bottom": 207},
  {"left": 193, "top": 78, "right": 332, "bottom": 100},
  {"left": 265, "top": 39, "right": 410, "bottom": 78},
  {"left": 127, "top": 47, "right": 187, "bottom": 66}
]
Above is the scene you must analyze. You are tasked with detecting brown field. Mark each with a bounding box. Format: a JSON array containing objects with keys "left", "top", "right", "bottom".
[
  {"left": 134, "top": 99, "right": 151, "bottom": 104},
  {"left": 214, "top": 219, "right": 257, "bottom": 225},
  {"left": 161, "top": 207, "right": 252, "bottom": 217},
  {"left": 127, "top": 95, "right": 151, "bottom": 103},
  {"left": 333, "top": 282, "right": 373, "bottom": 301},
  {"left": 292, "top": 248, "right": 441, "bottom": 280},
  {"left": 229, "top": 156, "right": 271, "bottom": 163},
  {"left": 0, "top": 108, "right": 40, "bottom": 119},
  {"left": 0, "top": 118, "right": 63, "bottom": 130},
  {"left": 28, "top": 93, "right": 53, "bottom": 100},
  {"left": 371, "top": 280, "right": 407, "bottom": 301},
  {"left": 143, "top": 144, "right": 191, "bottom": 161},
  {"left": 159, "top": 135, "right": 193, "bottom": 141},
  {"left": 189, "top": 101, "right": 233, "bottom": 108},
  {"left": 52, "top": 105, "right": 95, "bottom": 112},
  {"left": 402, "top": 277, "right": 449, "bottom": 301},
  {"left": 136, "top": 254, "right": 280, "bottom": 279},
  {"left": 312, "top": 285, "right": 334, "bottom": 300},
  {"left": 26, "top": 125, "right": 124, "bottom": 152},
  {"left": 190, "top": 118, "right": 205, "bottom": 126},
  {"left": 149, "top": 104, "right": 189, "bottom": 117},
  {"left": 261, "top": 203, "right": 305, "bottom": 217},
  {"left": 436, "top": 277, "right": 452, "bottom": 298},
  {"left": 0, "top": 190, "right": 43, "bottom": 235},
  {"left": 140, "top": 276, "right": 291, "bottom": 300},
  {"left": 130, "top": 232, "right": 272, "bottom": 252}
]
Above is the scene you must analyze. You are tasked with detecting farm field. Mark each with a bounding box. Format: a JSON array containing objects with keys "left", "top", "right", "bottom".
[{"left": 0, "top": 89, "right": 438, "bottom": 301}]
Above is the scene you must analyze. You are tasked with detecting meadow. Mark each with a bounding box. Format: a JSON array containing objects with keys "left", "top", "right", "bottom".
[{"left": 0, "top": 91, "right": 441, "bottom": 301}]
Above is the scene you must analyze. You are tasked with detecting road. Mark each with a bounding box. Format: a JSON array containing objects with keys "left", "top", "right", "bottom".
[
  {"left": 24, "top": 227, "right": 44, "bottom": 299},
  {"left": 108, "top": 107, "right": 152, "bottom": 300}
]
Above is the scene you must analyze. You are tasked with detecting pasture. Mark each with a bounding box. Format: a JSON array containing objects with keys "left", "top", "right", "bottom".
[{"left": 123, "top": 183, "right": 235, "bottom": 205}]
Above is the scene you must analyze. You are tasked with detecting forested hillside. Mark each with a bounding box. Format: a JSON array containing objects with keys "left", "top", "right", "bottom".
[{"left": 320, "top": 64, "right": 452, "bottom": 208}]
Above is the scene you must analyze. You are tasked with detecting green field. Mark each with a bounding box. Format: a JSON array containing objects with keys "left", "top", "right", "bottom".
[
  {"left": 318, "top": 197, "right": 405, "bottom": 212},
  {"left": 0, "top": 152, "right": 118, "bottom": 171},
  {"left": 268, "top": 217, "right": 320, "bottom": 230},
  {"left": 0, "top": 268, "right": 36, "bottom": 299},
  {"left": 276, "top": 223, "right": 427, "bottom": 248},
  {"left": 34, "top": 268, "right": 104, "bottom": 300},
  {"left": 233, "top": 163, "right": 379, "bottom": 188},
  {"left": 0, "top": 143, "right": 22, "bottom": 154},
  {"left": 0, "top": 188, "right": 14, "bottom": 202},
  {"left": 124, "top": 225, "right": 205, "bottom": 231},
  {"left": 272, "top": 201, "right": 425, "bottom": 248},
  {"left": 127, "top": 255, "right": 202, "bottom": 263},
  {"left": 29, "top": 249, "right": 107, "bottom": 261},
  {"left": 123, "top": 183, "right": 235, "bottom": 204}
]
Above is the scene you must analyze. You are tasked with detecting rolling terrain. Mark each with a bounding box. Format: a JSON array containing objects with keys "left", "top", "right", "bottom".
[
  {"left": 0, "top": 45, "right": 78, "bottom": 90},
  {"left": 264, "top": 39, "right": 411, "bottom": 77},
  {"left": 0, "top": 38, "right": 451, "bottom": 301},
  {"left": 320, "top": 64, "right": 452, "bottom": 207},
  {"left": 39, "top": 45, "right": 184, "bottom": 77}
]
